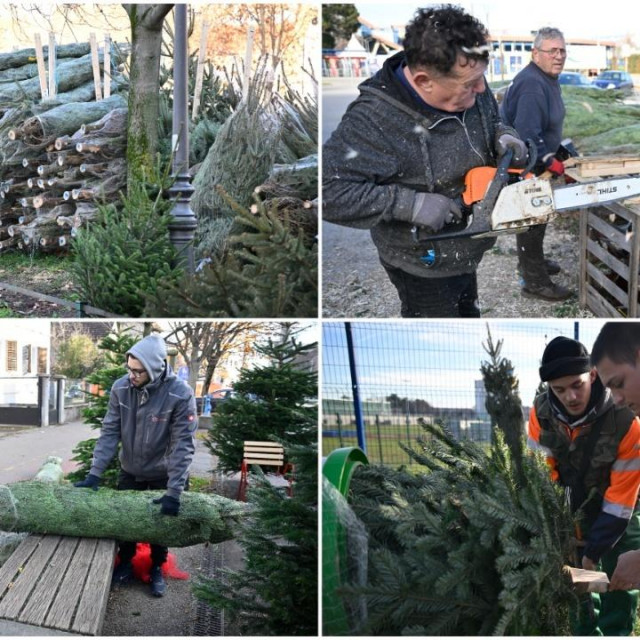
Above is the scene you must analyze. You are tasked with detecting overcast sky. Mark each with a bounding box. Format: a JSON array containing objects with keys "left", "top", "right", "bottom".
[{"left": 355, "top": 1, "right": 638, "bottom": 42}]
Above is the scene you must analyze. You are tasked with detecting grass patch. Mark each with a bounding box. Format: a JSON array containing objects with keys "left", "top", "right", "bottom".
[{"left": 188, "top": 476, "right": 213, "bottom": 493}]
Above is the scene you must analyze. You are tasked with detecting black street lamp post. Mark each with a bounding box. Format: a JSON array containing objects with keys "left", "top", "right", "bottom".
[{"left": 168, "top": 3, "right": 197, "bottom": 272}]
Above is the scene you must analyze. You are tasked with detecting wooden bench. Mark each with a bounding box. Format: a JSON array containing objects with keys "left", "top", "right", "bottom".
[
  {"left": 0, "top": 534, "right": 116, "bottom": 635},
  {"left": 238, "top": 441, "right": 292, "bottom": 501}
]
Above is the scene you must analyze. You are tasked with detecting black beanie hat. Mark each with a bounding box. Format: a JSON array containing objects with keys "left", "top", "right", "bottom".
[{"left": 539, "top": 336, "right": 591, "bottom": 382}]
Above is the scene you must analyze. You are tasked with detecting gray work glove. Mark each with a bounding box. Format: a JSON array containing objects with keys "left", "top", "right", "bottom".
[
  {"left": 496, "top": 133, "right": 528, "bottom": 168},
  {"left": 407, "top": 193, "right": 462, "bottom": 234}
]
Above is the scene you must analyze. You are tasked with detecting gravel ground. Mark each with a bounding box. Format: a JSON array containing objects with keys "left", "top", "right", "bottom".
[{"left": 322, "top": 212, "right": 595, "bottom": 318}]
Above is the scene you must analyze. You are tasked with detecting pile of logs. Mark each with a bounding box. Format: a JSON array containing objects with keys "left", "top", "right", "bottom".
[{"left": 0, "top": 40, "right": 129, "bottom": 253}]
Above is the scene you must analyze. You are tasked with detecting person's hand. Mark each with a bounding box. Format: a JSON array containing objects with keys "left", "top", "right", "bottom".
[
  {"left": 410, "top": 193, "right": 462, "bottom": 234},
  {"left": 73, "top": 474, "right": 100, "bottom": 491},
  {"left": 546, "top": 157, "right": 565, "bottom": 176},
  {"left": 153, "top": 494, "right": 180, "bottom": 516},
  {"left": 496, "top": 133, "right": 528, "bottom": 168},
  {"left": 609, "top": 550, "right": 640, "bottom": 590},
  {"left": 581, "top": 555, "right": 597, "bottom": 571}
]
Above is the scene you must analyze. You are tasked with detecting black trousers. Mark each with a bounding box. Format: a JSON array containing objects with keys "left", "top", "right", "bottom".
[
  {"left": 116, "top": 470, "right": 169, "bottom": 567},
  {"left": 382, "top": 262, "right": 480, "bottom": 318},
  {"left": 517, "top": 224, "right": 550, "bottom": 287}
]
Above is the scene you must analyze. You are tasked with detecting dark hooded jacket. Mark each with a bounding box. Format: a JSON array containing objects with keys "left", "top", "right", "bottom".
[
  {"left": 323, "top": 51, "right": 519, "bottom": 277},
  {"left": 528, "top": 378, "right": 640, "bottom": 562},
  {"left": 90, "top": 339, "right": 197, "bottom": 499}
]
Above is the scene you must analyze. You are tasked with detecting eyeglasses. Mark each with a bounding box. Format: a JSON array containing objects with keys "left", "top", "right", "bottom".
[
  {"left": 125, "top": 364, "right": 147, "bottom": 377},
  {"left": 537, "top": 47, "right": 567, "bottom": 58}
]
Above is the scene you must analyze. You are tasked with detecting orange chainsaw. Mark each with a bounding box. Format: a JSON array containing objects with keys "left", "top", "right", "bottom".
[{"left": 424, "top": 144, "right": 640, "bottom": 241}]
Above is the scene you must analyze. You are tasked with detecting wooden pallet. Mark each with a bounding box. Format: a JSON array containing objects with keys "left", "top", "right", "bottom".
[
  {"left": 567, "top": 155, "right": 640, "bottom": 178},
  {"left": 579, "top": 200, "right": 640, "bottom": 317},
  {"left": 0, "top": 534, "right": 116, "bottom": 636}
]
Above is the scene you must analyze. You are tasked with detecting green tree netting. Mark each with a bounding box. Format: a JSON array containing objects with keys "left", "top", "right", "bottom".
[{"left": 0, "top": 482, "right": 247, "bottom": 547}]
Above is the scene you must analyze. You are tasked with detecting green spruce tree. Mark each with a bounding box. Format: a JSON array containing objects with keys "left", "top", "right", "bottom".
[
  {"left": 71, "top": 164, "right": 183, "bottom": 316},
  {"left": 205, "top": 330, "right": 317, "bottom": 472},
  {"left": 66, "top": 331, "right": 137, "bottom": 488},
  {"left": 193, "top": 442, "right": 318, "bottom": 635},
  {"left": 480, "top": 325, "right": 525, "bottom": 466},
  {"left": 339, "top": 421, "right": 578, "bottom": 635}
]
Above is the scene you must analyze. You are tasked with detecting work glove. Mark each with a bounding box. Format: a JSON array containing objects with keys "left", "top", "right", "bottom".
[
  {"left": 546, "top": 157, "right": 565, "bottom": 176},
  {"left": 406, "top": 193, "right": 462, "bottom": 234},
  {"left": 73, "top": 473, "right": 100, "bottom": 491},
  {"left": 496, "top": 133, "right": 528, "bottom": 168},
  {"left": 153, "top": 494, "right": 180, "bottom": 517}
]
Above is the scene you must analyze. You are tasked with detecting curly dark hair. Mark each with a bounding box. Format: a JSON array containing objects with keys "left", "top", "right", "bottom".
[{"left": 403, "top": 4, "right": 490, "bottom": 74}]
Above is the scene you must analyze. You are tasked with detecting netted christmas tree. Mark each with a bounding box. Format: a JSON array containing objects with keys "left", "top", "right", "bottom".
[
  {"left": 205, "top": 329, "right": 317, "bottom": 472},
  {"left": 480, "top": 325, "right": 525, "bottom": 465},
  {"left": 193, "top": 442, "right": 318, "bottom": 635},
  {"left": 65, "top": 330, "right": 137, "bottom": 488},
  {"left": 339, "top": 422, "right": 578, "bottom": 635},
  {"left": 144, "top": 190, "right": 317, "bottom": 318}
]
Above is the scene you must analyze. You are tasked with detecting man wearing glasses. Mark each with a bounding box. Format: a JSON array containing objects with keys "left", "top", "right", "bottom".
[
  {"left": 74, "top": 333, "right": 197, "bottom": 597},
  {"left": 500, "top": 27, "right": 572, "bottom": 302}
]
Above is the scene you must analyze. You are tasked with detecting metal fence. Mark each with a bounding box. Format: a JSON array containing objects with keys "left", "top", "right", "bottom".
[{"left": 322, "top": 320, "right": 612, "bottom": 465}]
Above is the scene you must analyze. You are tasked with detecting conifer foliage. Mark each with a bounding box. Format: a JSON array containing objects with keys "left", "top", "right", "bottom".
[
  {"left": 193, "top": 443, "right": 318, "bottom": 635},
  {"left": 66, "top": 331, "right": 136, "bottom": 488},
  {"left": 342, "top": 422, "right": 578, "bottom": 635},
  {"left": 71, "top": 166, "right": 182, "bottom": 317},
  {"left": 480, "top": 325, "right": 525, "bottom": 465},
  {"left": 205, "top": 330, "right": 317, "bottom": 473}
]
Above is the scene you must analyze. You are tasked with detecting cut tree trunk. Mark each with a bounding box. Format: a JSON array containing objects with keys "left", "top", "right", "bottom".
[
  {"left": 20, "top": 94, "right": 127, "bottom": 144},
  {"left": 0, "top": 482, "right": 246, "bottom": 547},
  {"left": 0, "top": 42, "right": 91, "bottom": 72}
]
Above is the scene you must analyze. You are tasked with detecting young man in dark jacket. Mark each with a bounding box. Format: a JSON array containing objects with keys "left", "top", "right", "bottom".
[
  {"left": 500, "top": 27, "right": 571, "bottom": 302},
  {"left": 75, "top": 333, "right": 197, "bottom": 597},
  {"left": 323, "top": 4, "right": 527, "bottom": 317},
  {"left": 527, "top": 336, "right": 640, "bottom": 634},
  {"left": 591, "top": 322, "right": 640, "bottom": 592}
]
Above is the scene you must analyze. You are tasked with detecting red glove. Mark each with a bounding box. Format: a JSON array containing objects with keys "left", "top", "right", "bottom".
[{"left": 547, "top": 157, "right": 565, "bottom": 176}]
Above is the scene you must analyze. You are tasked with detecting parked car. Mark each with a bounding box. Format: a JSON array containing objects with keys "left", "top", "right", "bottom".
[
  {"left": 592, "top": 70, "right": 634, "bottom": 94},
  {"left": 559, "top": 71, "right": 598, "bottom": 89}
]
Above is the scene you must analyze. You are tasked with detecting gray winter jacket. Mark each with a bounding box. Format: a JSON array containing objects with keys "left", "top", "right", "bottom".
[
  {"left": 90, "top": 364, "right": 197, "bottom": 499},
  {"left": 323, "top": 51, "right": 518, "bottom": 277}
]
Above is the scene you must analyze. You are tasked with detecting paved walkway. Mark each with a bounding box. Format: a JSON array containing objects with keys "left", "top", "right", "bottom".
[{"left": 0, "top": 422, "right": 216, "bottom": 484}]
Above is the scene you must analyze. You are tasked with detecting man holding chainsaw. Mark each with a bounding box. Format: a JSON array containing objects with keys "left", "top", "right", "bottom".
[
  {"left": 323, "top": 4, "right": 528, "bottom": 317},
  {"left": 528, "top": 335, "right": 640, "bottom": 634},
  {"left": 500, "top": 27, "right": 572, "bottom": 302}
]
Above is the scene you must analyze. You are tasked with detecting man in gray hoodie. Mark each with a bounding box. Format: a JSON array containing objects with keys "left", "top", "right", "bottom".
[{"left": 74, "top": 333, "right": 197, "bottom": 597}]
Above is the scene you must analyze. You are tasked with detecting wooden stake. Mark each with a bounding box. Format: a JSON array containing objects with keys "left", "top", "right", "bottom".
[
  {"left": 90, "top": 33, "right": 102, "bottom": 101},
  {"left": 242, "top": 26, "right": 256, "bottom": 102},
  {"left": 192, "top": 21, "right": 210, "bottom": 121},
  {"left": 34, "top": 34, "right": 48, "bottom": 100},
  {"left": 103, "top": 34, "right": 111, "bottom": 99},
  {"left": 48, "top": 32, "right": 57, "bottom": 99}
]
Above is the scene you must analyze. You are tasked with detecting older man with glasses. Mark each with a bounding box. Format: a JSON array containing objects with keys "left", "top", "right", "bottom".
[
  {"left": 74, "top": 333, "right": 197, "bottom": 598},
  {"left": 500, "top": 27, "right": 572, "bottom": 303}
]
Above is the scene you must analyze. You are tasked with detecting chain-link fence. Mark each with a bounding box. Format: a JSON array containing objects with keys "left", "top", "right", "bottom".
[{"left": 322, "top": 320, "right": 611, "bottom": 465}]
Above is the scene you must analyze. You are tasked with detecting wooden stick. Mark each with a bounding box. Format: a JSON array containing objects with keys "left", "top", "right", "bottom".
[
  {"left": 48, "top": 32, "right": 57, "bottom": 99},
  {"left": 89, "top": 33, "right": 102, "bottom": 101},
  {"left": 242, "top": 26, "right": 255, "bottom": 102},
  {"left": 34, "top": 34, "right": 48, "bottom": 100},
  {"left": 103, "top": 34, "right": 111, "bottom": 99},
  {"left": 192, "top": 21, "right": 210, "bottom": 120},
  {"left": 565, "top": 566, "right": 609, "bottom": 594}
]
